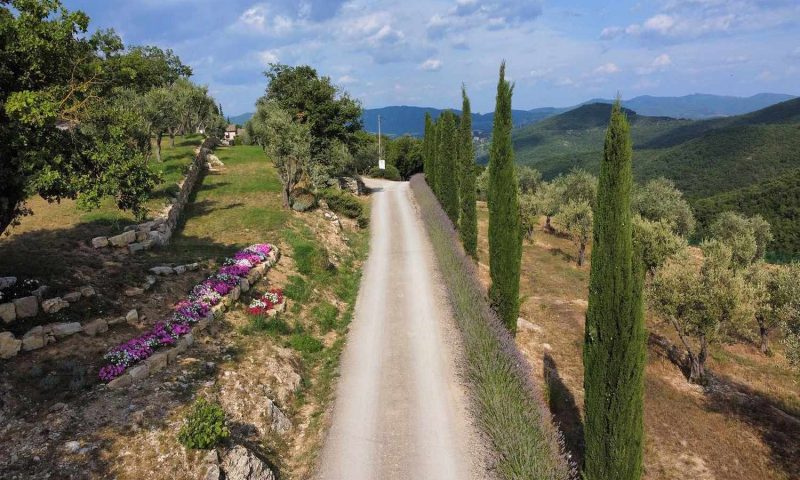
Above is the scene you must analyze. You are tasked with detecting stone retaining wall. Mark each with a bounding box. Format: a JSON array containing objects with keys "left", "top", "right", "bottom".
[
  {"left": 106, "top": 247, "right": 282, "bottom": 389},
  {"left": 91, "top": 136, "right": 219, "bottom": 253}
]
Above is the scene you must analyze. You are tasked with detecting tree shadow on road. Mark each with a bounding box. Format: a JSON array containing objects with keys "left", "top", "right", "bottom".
[{"left": 543, "top": 353, "right": 585, "bottom": 470}]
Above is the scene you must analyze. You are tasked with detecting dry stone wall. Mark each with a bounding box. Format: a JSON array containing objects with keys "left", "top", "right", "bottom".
[{"left": 91, "top": 137, "right": 219, "bottom": 253}]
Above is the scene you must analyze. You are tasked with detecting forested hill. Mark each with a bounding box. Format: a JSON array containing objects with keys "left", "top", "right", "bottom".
[
  {"left": 586, "top": 93, "right": 795, "bottom": 119},
  {"left": 360, "top": 106, "right": 565, "bottom": 136},
  {"left": 510, "top": 98, "right": 800, "bottom": 257}
]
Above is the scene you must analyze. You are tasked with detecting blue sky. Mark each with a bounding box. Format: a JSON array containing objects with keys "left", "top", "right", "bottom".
[{"left": 65, "top": 0, "right": 800, "bottom": 115}]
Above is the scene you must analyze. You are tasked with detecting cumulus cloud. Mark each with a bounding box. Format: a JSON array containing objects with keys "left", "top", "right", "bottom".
[
  {"left": 427, "top": 0, "right": 543, "bottom": 39},
  {"left": 636, "top": 54, "right": 672, "bottom": 75},
  {"left": 257, "top": 49, "right": 280, "bottom": 65},
  {"left": 593, "top": 62, "right": 620, "bottom": 75},
  {"left": 337, "top": 75, "right": 357, "bottom": 85},
  {"left": 420, "top": 58, "right": 443, "bottom": 71}
]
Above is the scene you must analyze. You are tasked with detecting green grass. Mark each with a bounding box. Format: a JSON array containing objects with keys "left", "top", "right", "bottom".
[
  {"left": 241, "top": 314, "right": 292, "bottom": 336},
  {"left": 283, "top": 275, "right": 312, "bottom": 302},
  {"left": 288, "top": 333, "right": 324, "bottom": 356},
  {"left": 312, "top": 302, "right": 339, "bottom": 333},
  {"left": 410, "top": 175, "right": 573, "bottom": 480}
]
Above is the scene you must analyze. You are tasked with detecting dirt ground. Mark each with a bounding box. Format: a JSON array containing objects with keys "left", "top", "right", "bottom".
[{"left": 476, "top": 202, "right": 800, "bottom": 480}]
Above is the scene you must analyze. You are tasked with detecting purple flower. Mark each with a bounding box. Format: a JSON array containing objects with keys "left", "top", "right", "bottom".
[{"left": 219, "top": 264, "right": 250, "bottom": 277}]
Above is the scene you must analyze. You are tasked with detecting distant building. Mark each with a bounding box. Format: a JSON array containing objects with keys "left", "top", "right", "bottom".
[{"left": 223, "top": 124, "right": 237, "bottom": 142}]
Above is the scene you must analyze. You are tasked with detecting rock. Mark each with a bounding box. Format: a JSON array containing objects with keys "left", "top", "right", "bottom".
[
  {"left": 221, "top": 445, "right": 276, "bottom": 480},
  {"left": 31, "top": 285, "right": 49, "bottom": 302},
  {"left": 108, "top": 316, "right": 126, "bottom": 326},
  {"left": 229, "top": 285, "right": 241, "bottom": 301},
  {"left": 13, "top": 296, "right": 38, "bottom": 318},
  {"left": 91, "top": 236, "right": 109, "bottom": 248},
  {"left": 51, "top": 322, "right": 82, "bottom": 338},
  {"left": 149, "top": 266, "right": 174, "bottom": 276},
  {"left": 128, "top": 364, "right": 149, "bottom": 381},
  {"left": 204, "top": 465, "right": 222, "bottom": 480},
  {"left": 266, "top": 399, "right": 291, "bottom": 434},
  {"left": 195, "top": 318, "right": 210, "bottom": 331},
  {"left": 79, "top": 286, "right": 96, "bottom": 297},
  {"left": 182, "top": 333, "right": 194, "bottom": 347},
  {"left": 125, "top": 309, "right": 139, "bottom": 324},
  {"left": 83, "top": 318, "right": 108, "bottom": 336},
  {"left": 135, "top": 230, "right": 149, "bottom": 242},
  {"left": 146, "top": 352, "right": 168, "bottom": 373},
  {"left": 42, "top": 297, "right": 70, "bottom": 314},
  {"left": 128, "top": 242, "right": 146, "bottom": 254},
  {"left": 0, "top": 276, "right": 17, "bottom": 289},
  {"left": 109, "top": 230, "right": 136, "bottom": 247},
  {"left": 184, "top": 262, "right": 200, "bottom": 271},
  {"left": 0, "top": 331, "right": 22, "bottom": 359},
  {"left": 148, "top": 230, "right": 168, "bottom": 246},
  {"left": 63, "top": 292, "right": 82, "bottom": 303},
  {"left": 174, "top": 265, "right": 187, "bottom": 275},
  {"left": 64, "top": 441, "right": 81, "bottom": 453},
  {"left": 542, "top": 343, "right": 552, "bottom": 351},
  {"left": 239, "top": 278, "right": 250, "bottom": 293},
  {"left": 517, "top": 318, "right": 543, "bottom": 334},
  {"left": 125, "top": 287, "right": 144, "bottom": 297},
  {"left": 144, "top": 275, "right": 157, "bottom": 291},
  {"left": 107, "top": 374, "right": 132, "bottom": 389},
  {"left": 0, "top": 302, "right": 16, "bottom": 324},
  {"left": 22, "top": 326, "right": 45, "bottom": 351}
]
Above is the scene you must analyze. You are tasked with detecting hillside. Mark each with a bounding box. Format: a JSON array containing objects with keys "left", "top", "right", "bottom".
[
  {"left": 586, "top": 93, "right": 796, "bottom": 119},
  {"left": 510, "top": 98, "right": 800, "bottom": 256}
]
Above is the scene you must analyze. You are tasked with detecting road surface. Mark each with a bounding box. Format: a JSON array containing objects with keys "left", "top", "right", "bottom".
[{"left": 317, "top": 179, "right": 482, "bottom": 479}]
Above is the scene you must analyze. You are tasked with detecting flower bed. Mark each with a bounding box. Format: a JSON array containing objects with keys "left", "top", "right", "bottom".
[
  {"left": 247, "top": 289, "right": 285, "bottom": 317},
  {"left": 99, "top": 243, "right": 276, "bottom": 383}
]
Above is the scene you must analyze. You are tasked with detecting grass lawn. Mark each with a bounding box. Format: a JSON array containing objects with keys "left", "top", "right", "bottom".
[{"left": 476, "top": 202, "right": 800, "bottom": 480}]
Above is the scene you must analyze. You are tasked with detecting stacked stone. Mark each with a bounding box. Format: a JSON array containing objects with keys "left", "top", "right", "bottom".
[
  {"left": 1, "top": 279, "right": 95, "bottom": 328},
  {"left": 105, "top": 246, "right": 280, "bottom": 389},
  {"left": 90, "top": 137, "right": 218, "bottom": 254}
]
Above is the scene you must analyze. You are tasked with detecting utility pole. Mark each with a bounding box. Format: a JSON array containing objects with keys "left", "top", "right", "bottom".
[{"left": 378, "top": 115, "right": 385, "bottom": 170}]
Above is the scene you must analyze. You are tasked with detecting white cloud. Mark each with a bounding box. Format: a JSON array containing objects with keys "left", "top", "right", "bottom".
[
  {"left": 636, "top": 54, "right": 672, "bottom": 75},
  {"left": 594, "top": 63, "right": 620, "bottom": 75},
  {"left": 337, "top": 75, "right": 357, "bottom": 84},
  {"left": 600, "top": 26, "right": 624, "bottom": 39},
  {"left": 257, "top": 49, "right": 279, "bottom": 65},
  {"left": 240, "top": 5, "right": 267, "bottom": 29},
  {"left": 420, "top": 58, "right": 443, "bottom": 71},
  {"left": 757, "top": 70, "right": 775, "bottom": 81}
]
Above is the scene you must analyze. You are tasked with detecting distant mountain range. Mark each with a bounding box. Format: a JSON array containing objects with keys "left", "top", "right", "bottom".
[
  {"left": 507, "top": 97, "right": 800, "bottom": 257},
  {"left": 228, "top": 93, "right": 796, "bottom": 137}
]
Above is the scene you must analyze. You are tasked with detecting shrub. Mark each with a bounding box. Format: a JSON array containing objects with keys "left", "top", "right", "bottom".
[
  {"left": 289, "top": 333, "right": 324, "bottom": 355},
  {"left": 368, "top": 164, "right": 401, "bottom": 181},
  {"left": 322, "top": 189, "right": 363, "bottom": 219},
  {"left": 177, "top": 397, "right": 230, "bottom": 449},
  {"left": 291, "top": 191, "right": 317, "bottom": 212}
]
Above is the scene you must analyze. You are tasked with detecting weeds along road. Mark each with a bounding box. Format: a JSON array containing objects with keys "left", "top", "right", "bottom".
[{"left": 317, "top": 178, "right": 483, "bottom": 480}]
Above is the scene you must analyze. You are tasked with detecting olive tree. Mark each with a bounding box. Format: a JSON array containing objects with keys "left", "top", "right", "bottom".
[
  {"left": 519, "top": 193, "right": 538, "bottom": 241},
  {"left": 249, "top": 100, "right": 311, "bottom": 208},
  {"left": 532, "top": 179, "right": 564, "bottom": 231},
  {"left": 649, "top": 240, "right": 754, "bottom": 383},
  {"left": 633, "top": 216, "right": 687, "bottom": 275},
  {"left": 633, "top": 177, "right": 696, "bottom": 237},
  {"left": 709, "top": 211, "right": 773, "bottom": 268},
  {"left": 555, "top": 200, "right": 593, "bottom": 266},
  {"left": 516, "top": 165, "right": 542, "bottom": 195},
  {"left": 749, "top": 262, "right": 800, "bottom": 355}
]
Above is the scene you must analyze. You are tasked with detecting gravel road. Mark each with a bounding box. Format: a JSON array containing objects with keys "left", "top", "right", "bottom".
[{"left": 316, "top": 179, "right": 483, "bottom": 479}]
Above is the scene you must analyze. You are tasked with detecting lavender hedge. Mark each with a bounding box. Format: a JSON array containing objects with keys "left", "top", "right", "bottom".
[
  {"left": 98, "top": 243, "right": 275, "bottom": 382},
  {"left": 410, "top": 174, "right": 575, "bottom": 480}
]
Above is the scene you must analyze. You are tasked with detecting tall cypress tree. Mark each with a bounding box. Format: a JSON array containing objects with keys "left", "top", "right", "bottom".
[
  {"left": 583, "top": 100, "right": 646, "bottom": 480},
  {"left": 431, "top": 118, "right": 441, "bottom": 197},
  {"left": 459, "top": 85, "right": 478, "bottom": 259},
  {"left": 439, "top": 111, "right": 459, "bottom": 223},
  {"left": 487, "top": 62, "right": 522, "bottom": 333},
  {"left": 423, "top": 112, "right": 433, "bottom": 183}
]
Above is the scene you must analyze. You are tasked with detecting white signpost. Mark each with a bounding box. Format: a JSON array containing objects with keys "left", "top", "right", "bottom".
[{"left": 378, "top": 115, "right": 385, "bottom": 170}]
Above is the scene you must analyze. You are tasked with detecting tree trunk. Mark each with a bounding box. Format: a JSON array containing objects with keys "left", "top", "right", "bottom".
[
  {"left": 281, "top": 184, "right": 291, "bottom": 209},
  {"left": 688, "top": 336, "right": 708, "bottom": 384},
  {"left": 169, "top": 131, "right": 175, "bottom": 148},
  {"left": 577, "top": 242, "right": 586, "bottom": 266},
  {"left": 759, "top": 323, "right": 770, "bottom": 354},
  {"left": 155, "top": 133, "right": 163, "bottom": 162},
  {"left": 545, "top": 215, "right": 553, "bottom": 231}
]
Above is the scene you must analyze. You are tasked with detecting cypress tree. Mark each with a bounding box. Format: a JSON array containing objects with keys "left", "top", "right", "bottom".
[
  {"left": 423, "top": 112, "right": 433, "bottom": 183},
  {"left": 487, "top": 62, "right": 522, "bottom": 333},
  {"left": 430, "top": 118, "right": 441, "bottom": 197},
  {"left": 459, "top": 85, "right": 478, "bottom": 259},
  {"left": 583, "top": 100, "right": 646, "bottom": 480},
  {"left": 439, "top": 111, "right": 459, "bottom": 223}
]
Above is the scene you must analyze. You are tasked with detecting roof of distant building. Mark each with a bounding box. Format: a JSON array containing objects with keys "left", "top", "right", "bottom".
[{"left": 225, "top": 124, "right": 237, "bottom": 132}]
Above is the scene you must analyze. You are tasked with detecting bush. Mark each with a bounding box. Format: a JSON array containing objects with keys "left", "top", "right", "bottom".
[
  {"left": 368, "top": 164, "right": 401, "bottom": 181},
  {"left": 291, "top": 191, "right": 317, "bottom": 212},
  {"left": 177, "top": 397, "right": 230, "bottom": 450},
  {"left": 322, "top": 189, "right": 363, "bottom": 219},
  {"left": 289, "top": 333, "right": 324, "bottom": 355}
]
